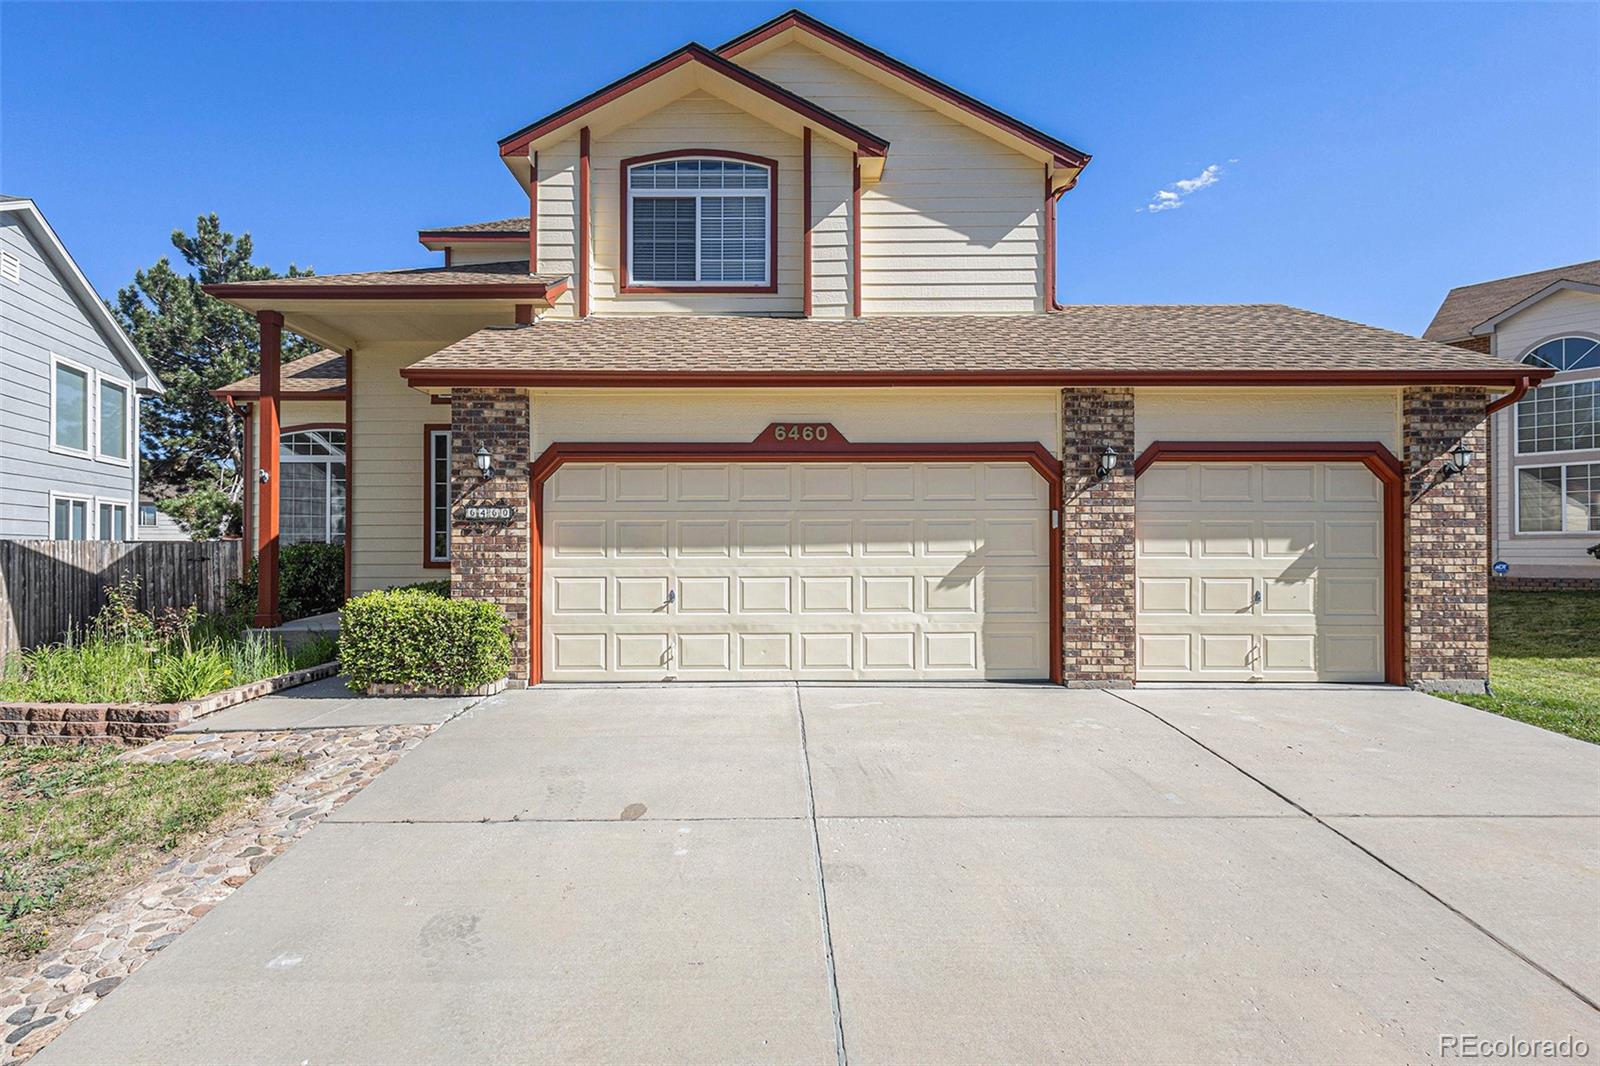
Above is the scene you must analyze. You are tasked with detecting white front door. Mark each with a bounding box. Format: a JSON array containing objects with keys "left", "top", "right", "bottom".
[
  {"left": 541, "top": 461, "right": 1050, "bottom": 681},
  {"left": 1135, "top": 461, "right": 1385, "bottom": 682}
]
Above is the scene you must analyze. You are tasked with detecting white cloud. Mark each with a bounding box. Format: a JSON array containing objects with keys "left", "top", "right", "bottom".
[{"left": 1144, "top": 163, "right": 1227, "bottom": 213}]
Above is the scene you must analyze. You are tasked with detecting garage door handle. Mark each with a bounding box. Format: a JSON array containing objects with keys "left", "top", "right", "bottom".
[
  {"left": 1252, "top": 589, "right": 1262, "bottom": 605},
  {"left": 665, "top": 588, "right": 676, "bottom": 605}
]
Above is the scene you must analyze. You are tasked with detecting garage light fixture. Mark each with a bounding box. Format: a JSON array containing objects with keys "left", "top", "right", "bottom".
[
  {"left": 475, "top": 445, "right": 493, "bottom": 479},
  {"left": 1097, "top": 445, "right": 1119, "bottom": 481},
  {"left": 1441, "top": 440, "right": 1474, "bottom": 479}
]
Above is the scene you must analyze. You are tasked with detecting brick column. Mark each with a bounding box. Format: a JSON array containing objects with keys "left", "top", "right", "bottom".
[
  {"left": 1403, "top": 386, "right": 1491, "bottom": 693},
  {"left": 451, "top": 389, "right": 532, "bottom": 682},
  {"left": 1060, "top": 387, "right": 1137, "bottom": 686}
]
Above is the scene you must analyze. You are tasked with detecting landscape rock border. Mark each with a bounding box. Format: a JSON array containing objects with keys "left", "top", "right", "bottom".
[
  {"left": 0, "top": 661, "right": 341, "bottom": 745},
  {"left": 0, "top": 720, "right": 438, "bottom": 1062}
]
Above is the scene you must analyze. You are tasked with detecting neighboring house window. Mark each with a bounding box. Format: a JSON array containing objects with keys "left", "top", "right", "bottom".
[
  {"left": 51, "top": 357, "right": 91, "bottom": 454},
  {"left": 51, "top": 494, "right": 90, "bottom": 540},
  {"left": 97, "top": 500, "right": 128, "bottom": 541},
  {"left": 280, "top": 429, "right": 347, "bottom": 546},
  {"left": 625, "top": 155, "right": 773, "bottom": 288},
  {"left": 1516, "top": 380, "right": 1598, "bottom": 454},
  {"left": 1517, "top": 463, "right": 1600, "bottom": 533},
  {"left": 427, "top": 427, "right": 451, "bottom": 564},
  {"left": 1523, "top": 336, "right": 1600, "bottom": 372},
  {"left": 98, "top": 378, "right": 130, "bottom": 462},
  {"left": 139, "top": 503, "right": 159, "bottom": 528}
]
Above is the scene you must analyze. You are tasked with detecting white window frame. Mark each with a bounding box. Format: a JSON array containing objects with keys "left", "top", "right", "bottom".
[
  {"left": 1511, "top": 368, "right": 1600, "bottom": 458},
  {"left": 1513, "top": 461, "right": 1600, "bottom": 535},
  {"left": 625, "top": 156, "right": 773, "bottom": 289},
  {"left": 278, "top": 429, "right": 346, "bottom": 546},
  {"left": 427, "top": 428, "right": 452, "bottom": 564},
  {"left": 94, "top": 496, "right": 130, "bottom": 542},
  {"left": 138, "top": 502, "right": 160, "bottom": 529},
  {"left": 49, "top": 354, "right": 94, "bottom": 458},
  {"left": 95, "top": 375, "right": 133, "bottom": 466},
  {"left": 48, "top": 491, "right": 92, "bottom": 541}
]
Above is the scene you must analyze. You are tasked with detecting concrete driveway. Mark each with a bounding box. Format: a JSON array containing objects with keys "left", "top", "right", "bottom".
[{"left": 39, "top": 685, "right": 1600, "bottom": 1064}]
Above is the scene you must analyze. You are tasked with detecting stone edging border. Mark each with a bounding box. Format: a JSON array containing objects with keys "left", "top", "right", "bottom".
[
  {"left": 0, "top": 722, "right": 438, "bottom": 1062},
  {"left": 0, "top": 661, "right": 341, "bottom": 745},
  {"left": 365, "top": 677, "right": 507, "bottom": 697}
]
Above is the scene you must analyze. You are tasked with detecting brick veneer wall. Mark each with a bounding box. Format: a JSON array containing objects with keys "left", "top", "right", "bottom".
[
  {"left": 451, "top": 389, "right": 532, "bottom": 682},
  {"left": 1403, "top": 386, "right": 1491, "bottom": 692},
  {"left": 1060, "top": 387, "right": 1137, "bottom": 686}
]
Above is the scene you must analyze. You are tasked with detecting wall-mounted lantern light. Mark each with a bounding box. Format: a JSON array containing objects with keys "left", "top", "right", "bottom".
[
  {"left": 1441, "top": 440, "right": 1475, "bottom": 478},
  {"left": 1096, "top": 445, "right": 1119, "bottom": 481},
  {"left": 475, "top": 444, "right": 493, "bottom": 480},
  {"left": 258, "top": 468, "right": 270, "bottom": 485}
]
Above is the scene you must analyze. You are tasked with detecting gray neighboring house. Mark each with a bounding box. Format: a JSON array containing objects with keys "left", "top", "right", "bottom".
[{"left": 0, "top": 196, "right": 164, "bottom": 540}]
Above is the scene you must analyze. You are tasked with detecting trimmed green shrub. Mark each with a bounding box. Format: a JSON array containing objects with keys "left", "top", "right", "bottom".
[
  {"left": 392, "top": 579, "right": 451, "bottom": 598},
  {"left": 339, "top": 590, "right": 510, "bottom": 692},
  {"left": 281, "top": 542, "right": 345, "bottom": 620}
]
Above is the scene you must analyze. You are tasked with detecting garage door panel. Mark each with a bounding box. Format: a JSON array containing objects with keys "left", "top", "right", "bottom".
[
  {"left": 1137, "top": 461, "right": 1383, "bottom": 683},
  {"left": 544, "top": 461, "right": 1048, "bottom": 681}
]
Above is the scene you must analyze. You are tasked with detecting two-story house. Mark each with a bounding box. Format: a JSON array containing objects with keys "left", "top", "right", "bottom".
[
  {"left": 1425, "top": 260, "right": 1600, "bottom": 589},
  {"left": 209, "top": 10, "right": 1540, "bottom": 692},
  {"left": 1, "top": 196, "right": 165, "bottom": 541}
]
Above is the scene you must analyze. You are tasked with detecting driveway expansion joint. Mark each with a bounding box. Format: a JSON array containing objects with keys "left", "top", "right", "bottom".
[
  {"left": 1106, "top": 688, "right": 1600, "bottom": 1015},
  {"left": 794, "top": 683, "right": 850, "bottom": 1066}
]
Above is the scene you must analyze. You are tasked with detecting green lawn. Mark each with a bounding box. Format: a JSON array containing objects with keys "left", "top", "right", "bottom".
[
  {"left": 0, "top": 746, "right": 297, "bottom": 962},
  {"left": 1440, "top": 590, "right": 1600, "bottom": 744}
]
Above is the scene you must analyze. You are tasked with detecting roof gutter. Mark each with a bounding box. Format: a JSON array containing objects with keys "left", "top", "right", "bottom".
[
  {"left": 202, "top": 279, "right": 569, "bottom": 303},
  {"left": 400, "top": 367, "right": 1554, "bottom": 390}
]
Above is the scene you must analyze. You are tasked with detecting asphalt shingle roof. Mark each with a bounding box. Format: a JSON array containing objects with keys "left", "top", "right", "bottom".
[
  {"left": 216, "top": 348, "right": 346, "bottom": 398},
  {"left": 402, "top": 305, "right": 1531, "bottom": 384},
  {"left": 417, "top": 218, "right": 529, "bottom": 238},
  {"left": 213, "top": 261, "right": 559, "bottom": 289},
  {"left": 1424, "top": 261, "right": 1600, "bottom": 343}
]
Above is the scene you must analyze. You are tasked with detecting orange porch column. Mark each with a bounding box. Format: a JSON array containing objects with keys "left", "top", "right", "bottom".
[{"left": 254, "top": 309, "right": 284, "bottom": 628}]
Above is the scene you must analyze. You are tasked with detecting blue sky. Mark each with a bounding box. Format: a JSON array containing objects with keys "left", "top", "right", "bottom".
[{"left": 2, "top": 1, "right": 1595, "bottom": 335}]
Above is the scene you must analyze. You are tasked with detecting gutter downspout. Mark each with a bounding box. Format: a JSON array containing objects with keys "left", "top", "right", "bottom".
[{"left": 1485, "top": 374, "right": 1534, "bottom": 415}]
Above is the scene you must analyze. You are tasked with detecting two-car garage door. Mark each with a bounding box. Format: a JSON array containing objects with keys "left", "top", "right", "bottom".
[
  {"left": 540, "top": 461, "right": 1051, "bottom": 681},
  {"left": 1135, "top": 461, "right": 1386, "bottom": 682}
]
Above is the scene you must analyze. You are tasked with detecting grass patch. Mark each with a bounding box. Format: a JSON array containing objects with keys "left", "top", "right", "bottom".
[
  {"left": 0, "top": 745, "right": 297, "bottom": 962},
  {"left": 1440, "top": 590, "right": 1600, "bottom": 744}
]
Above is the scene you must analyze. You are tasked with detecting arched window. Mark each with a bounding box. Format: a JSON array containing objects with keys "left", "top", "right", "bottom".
[
  {"left": 623, "top": 154, "right": 774, "bottom": 290},
  {"left": 279, "top": 428, "right": 346, "bottom": 546},
  {"left": 1522, "top": 336, "right": 1600, "bottom": 372}
]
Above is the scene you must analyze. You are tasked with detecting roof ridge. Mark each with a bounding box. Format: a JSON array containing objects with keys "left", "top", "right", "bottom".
[{"left": 1443, "top": 259, "right": 1600, "bottom": 294}]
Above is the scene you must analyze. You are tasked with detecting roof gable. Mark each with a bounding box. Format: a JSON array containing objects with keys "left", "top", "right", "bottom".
[
  {"left": 1424, "top": 259, "right": 1600, "bottom": 343},
  {"left": 497, "top": 42, "right": 888, "bottom": 177},
  {"left": 717, "top": 9, "right": 1089, "bottom": 182},
  {"left": 0, "top": 197, "right": 164, "bottom": 395}
]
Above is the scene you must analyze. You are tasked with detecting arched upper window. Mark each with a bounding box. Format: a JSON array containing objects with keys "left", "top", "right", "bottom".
[
  {"left": 279, "top": 428, "right": 346, "bottom": 546},
  {"left": 622, "top": 154, "right": 774, "bottom": 292},
  {"left": 1522, "top": 336, "right": 1600, "bottom": 373}
]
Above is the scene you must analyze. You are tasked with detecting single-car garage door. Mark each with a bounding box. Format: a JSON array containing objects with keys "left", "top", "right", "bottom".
[
  {"left": 1135, "top": 461, "right": 1385, "bottom": 682},
  {"left": 540, "top": 461, "right": 1050, "bottom": 681}
]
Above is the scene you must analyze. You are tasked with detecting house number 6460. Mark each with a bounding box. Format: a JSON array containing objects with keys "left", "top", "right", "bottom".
[{"left": 773, "top": 424, "right": 829, "bottom": 442}]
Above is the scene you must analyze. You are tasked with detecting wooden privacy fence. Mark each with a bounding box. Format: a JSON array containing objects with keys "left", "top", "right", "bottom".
[{"left": 0, "top": 539, "right": 244, "bottom": 659}]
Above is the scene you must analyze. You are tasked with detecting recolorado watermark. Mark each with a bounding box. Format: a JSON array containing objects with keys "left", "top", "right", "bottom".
[{"left": 1441, "top": 1034, "right": 1590, "bottom": 1059}]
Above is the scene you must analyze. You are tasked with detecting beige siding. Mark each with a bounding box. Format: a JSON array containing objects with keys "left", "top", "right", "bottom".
[
  {"left": 248, "top": 399, "right": 347, "bottom": 551},
  {"left": 810, "top": 137, "right": 853, "bottom": 318},
  {"left": 536, "top": 137, "right": 580, "bottom": 320},
  {"left": 587, "top": 92, "right": 804, "bottom": 316},
  {"left": 530, "top": 387, "right": 1060, "bottom": 454},
  {"left": 1134, "top": 388, "right": 1403, "bottom": 455},
  {"left": 1488, "top": 287, "right": 1600, "bottom": 573},
  {"left": 349, "top": 344, "right": 444, "bottom": 592},
  {"left": 446, "top": 243, "right": 527, "bottom": 267},
  {"left": 741, "top": 42, "right": 1045, "bottom": 314}
]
